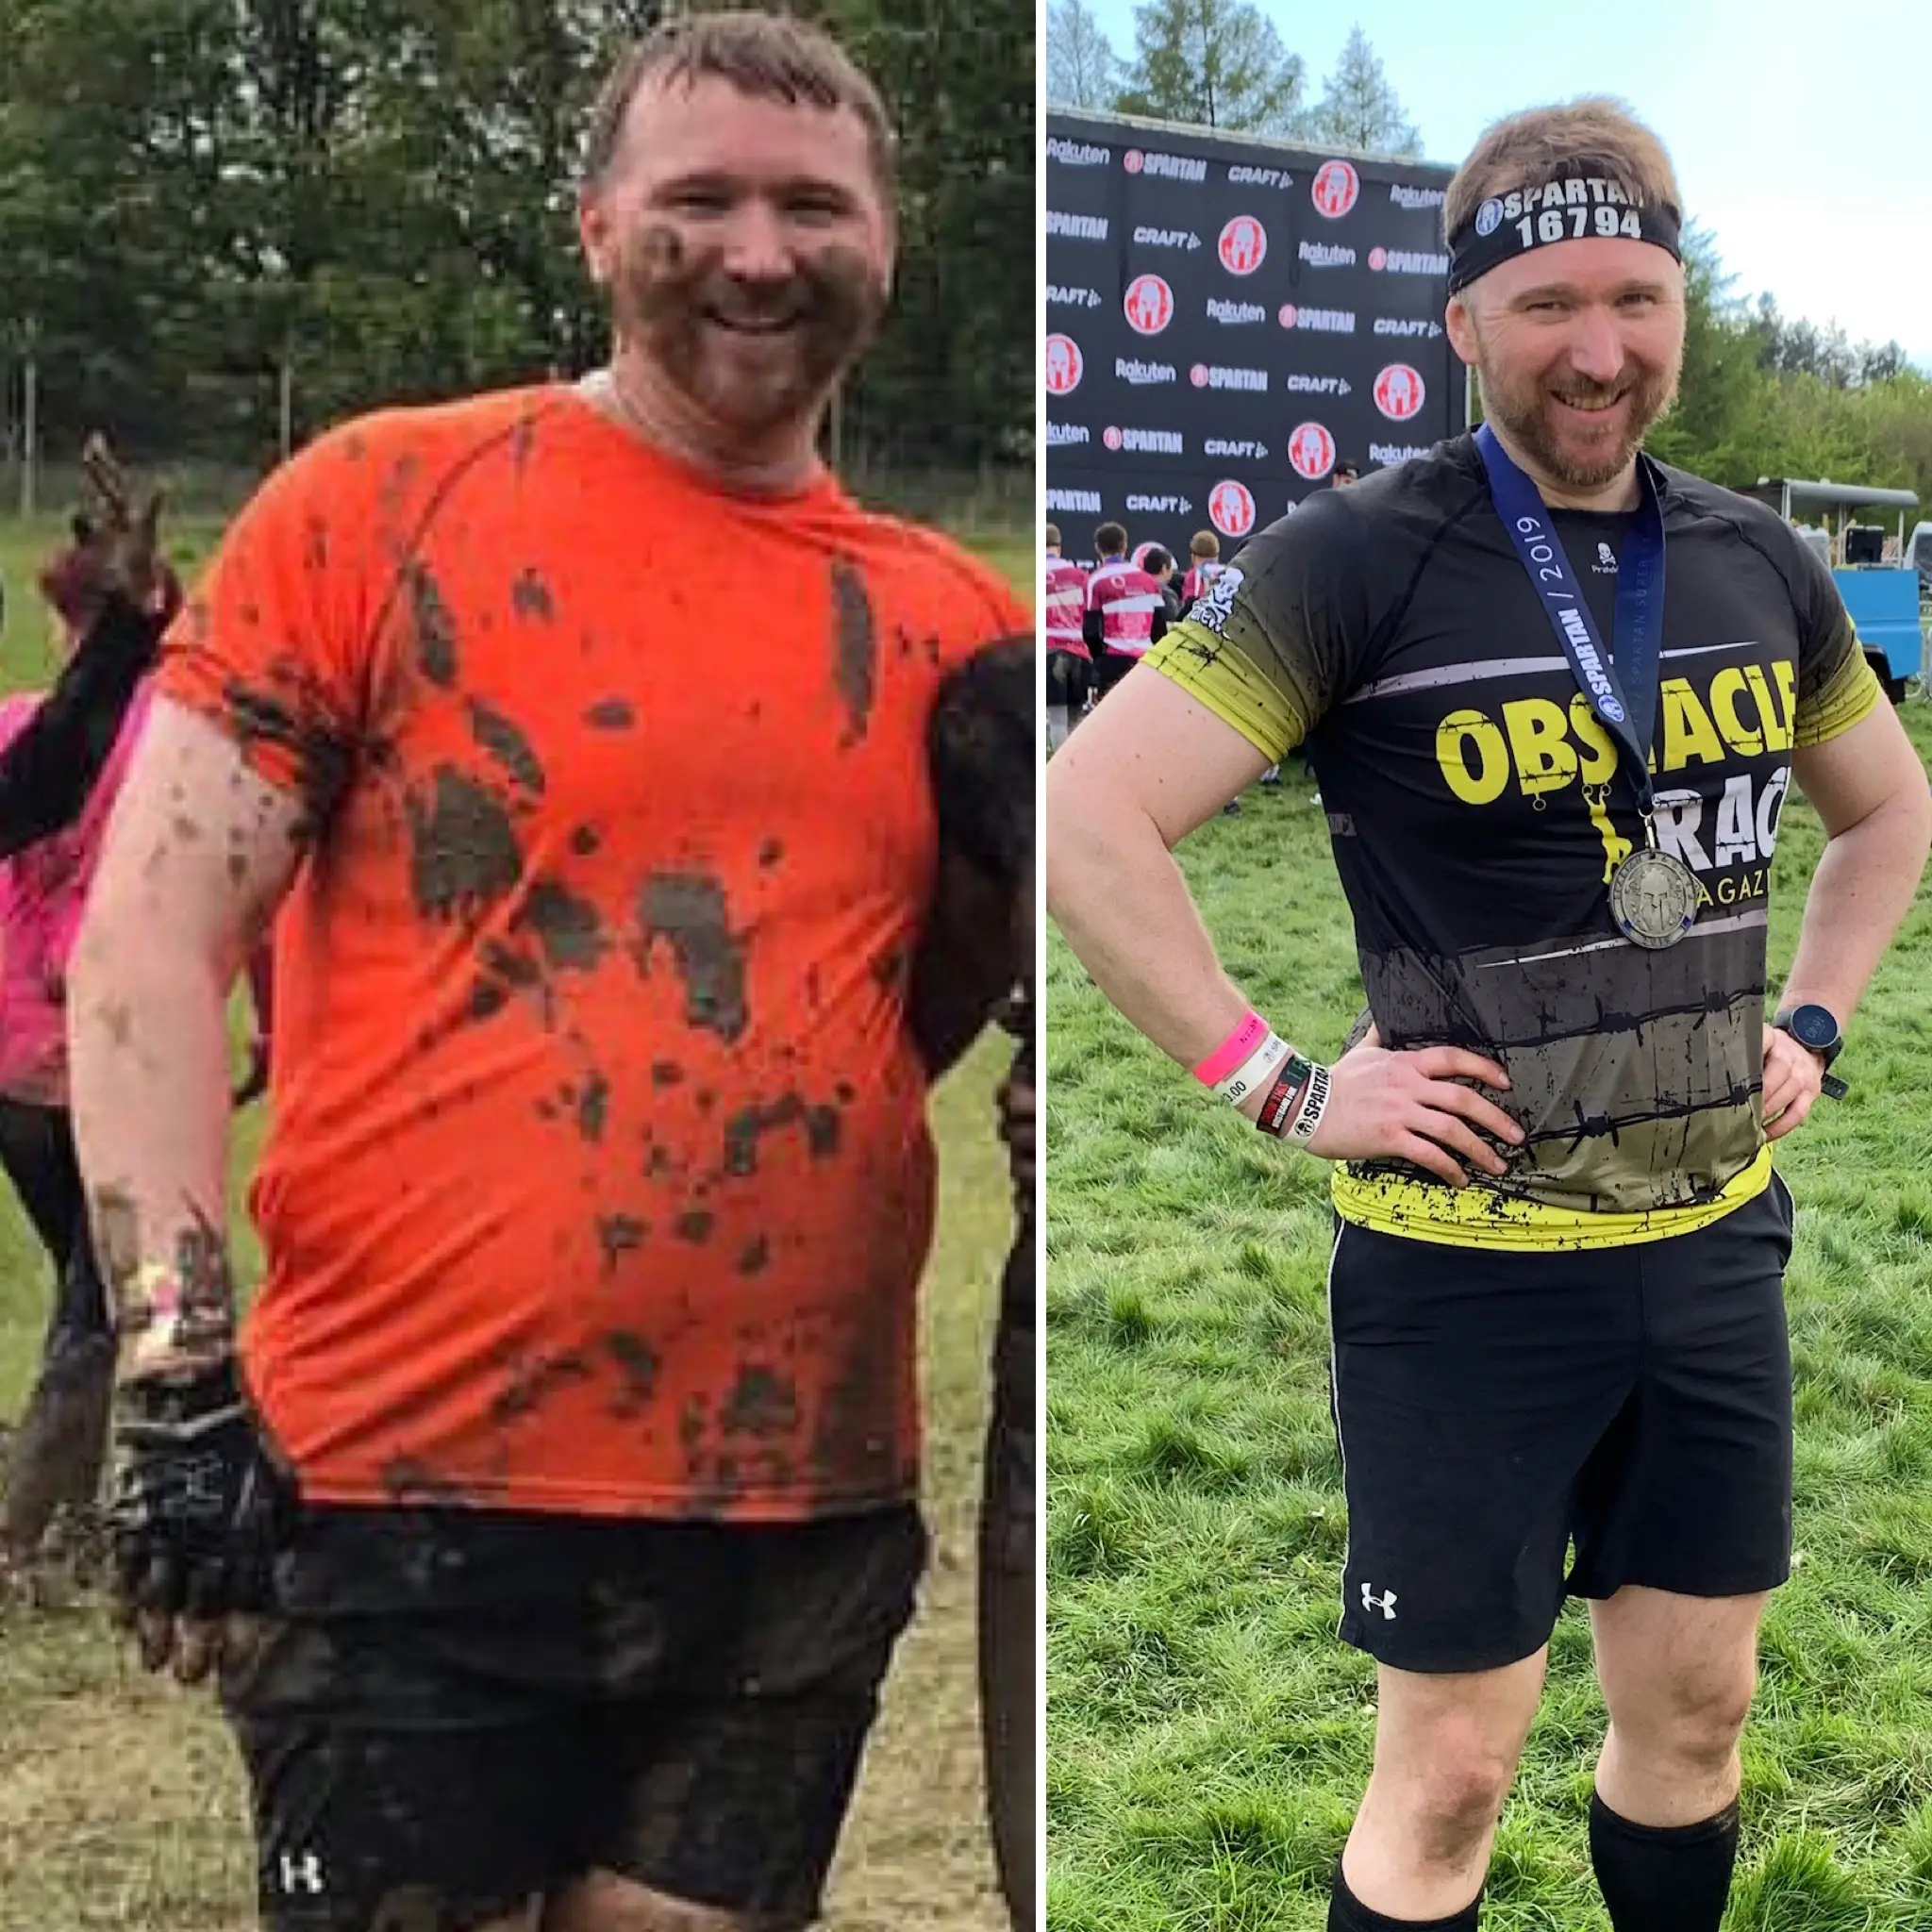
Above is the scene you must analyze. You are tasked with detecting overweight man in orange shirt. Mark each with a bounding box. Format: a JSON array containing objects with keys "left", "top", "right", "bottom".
[{"left": 67, "top": 14, "right": 1029, "bottom": 1932}]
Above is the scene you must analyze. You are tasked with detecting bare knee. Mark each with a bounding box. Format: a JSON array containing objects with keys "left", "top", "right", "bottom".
[
  {"left": 544, "top": 1872, "right": 792, "bottom": 1932},
  {"left": 1648, "top": 1664, "right": 1756, "bottom": 1773},
  {"left": 1380, "top": 1721, "right": 1518, "bottom": 1863}
]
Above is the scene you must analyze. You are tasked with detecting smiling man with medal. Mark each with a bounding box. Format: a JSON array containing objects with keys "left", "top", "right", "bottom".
[{"left": 1047, "top": 97, "right": 1932, "bottom": 1932}]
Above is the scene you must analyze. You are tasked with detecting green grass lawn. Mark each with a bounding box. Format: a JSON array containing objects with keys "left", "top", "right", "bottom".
[
  {"left": 0, "top": 512, "right": 1028, "bottom": 1932},
  {"left": 1046, "top": 704, "right": 1932, "bottom": 1931}
]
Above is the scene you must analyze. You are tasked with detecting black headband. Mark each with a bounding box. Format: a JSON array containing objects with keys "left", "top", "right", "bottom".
[{"left": 1448, "top": 175, "right": 1681, "bottom": 293}]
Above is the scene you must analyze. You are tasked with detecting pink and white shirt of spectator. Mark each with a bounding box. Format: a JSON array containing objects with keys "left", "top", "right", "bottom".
[{"left": 1086, "top": 559, "right": 1165, "bottom": 658}]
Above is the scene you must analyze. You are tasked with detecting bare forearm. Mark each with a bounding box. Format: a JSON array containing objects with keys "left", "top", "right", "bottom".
[
  {"left": 70, "top": 931, "right": 239, "bottom": 1375},
  {"left": 1781, "top": 795, "right": 1932, "bottom": 1019},
  {"left": 1045, "top": 793, "right": 1251, "bottom": 1071}
]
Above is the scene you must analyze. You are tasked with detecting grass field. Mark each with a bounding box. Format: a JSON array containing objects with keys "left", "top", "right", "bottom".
[
  {"left": 1046, "top": 705, "right": 1932, "bottom": 1930},
  {"left": 0, "top": 516, "right": 1030, "bottom": 1932}
]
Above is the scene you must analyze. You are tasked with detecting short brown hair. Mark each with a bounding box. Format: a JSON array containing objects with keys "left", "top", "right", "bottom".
[
  {"left": 1045, "top": 523, "right": 1061, "bottom": 548},
  {"left": 1445, "top": 98, "right": 1681, "bottom": 250},
  {"left": 1093, "top": 522, "right": 1127, "bottom": 557},
  {"left": 583, "top": 10, "right": 896, "bottom": 192},
  {"left": 1189, "top": 529, "right": 1219, "bottom": 559}
]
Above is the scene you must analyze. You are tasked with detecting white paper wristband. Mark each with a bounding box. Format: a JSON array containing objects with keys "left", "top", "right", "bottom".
[{"left": 1214, "top": 1031, "right": 1290, "bottom": 1106}]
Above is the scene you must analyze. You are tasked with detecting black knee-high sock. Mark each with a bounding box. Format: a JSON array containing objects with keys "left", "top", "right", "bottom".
[
  {"left": 1328, "top": 1861, "right": 1481, "bottom": 1930},
  {"left": 1590, "top": 1790, "right": 1740, "bottom": 1931}
]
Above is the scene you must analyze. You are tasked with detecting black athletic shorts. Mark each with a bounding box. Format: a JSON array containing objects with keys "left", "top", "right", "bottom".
[
  {"left": 1329, "top": 1174, "right": 1795, "bottom": 1674},
  {"left": 1091, "top": 649, "right": 1140, "bottom": 698},
  {"left": 220, "top": 1503, "right": 926, "bottom": 1930},
  {"left": 1045, "top": 649, "right": 1091, "bottom": 710}
]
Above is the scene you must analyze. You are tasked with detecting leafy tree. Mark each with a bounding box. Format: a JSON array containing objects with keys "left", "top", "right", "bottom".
[
  {"left": 1306, "top": 26, "right": 1420, "bottom": 158},
  {"left": 1047, "top": 0, "right": 1123, "bottom": 109},
  {"left": 1117, "top": 0, "right": 1306, "bottom": 136}
]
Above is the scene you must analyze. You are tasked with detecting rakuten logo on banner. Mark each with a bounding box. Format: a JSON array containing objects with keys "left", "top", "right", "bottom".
[
  {"left": 1190, "top": 363, "right": 1268, "bottom": 391},
  {"left": 1369, "top": 247, "right": 1451, "bottom": 275},
  {"left": 1204, "top": 438, "right": 1268, "bottom": 458},
  {"left": 1048, "top": 211, "right": 1108, "bottom": 241},
  {"left": 1209, "top": 480, "right": 1257, "bottom": 538},
  {"left": 1048, "top": 487, "right": 1104, "bottom": 513},
  {"left": 1311, "top": 159, "right": 1360, "bottom": 218},
  {"left": 1048, "top": 285, "right": 1103, "bottom": 309},
  {"left": 1127, "top": 492, "right": 1193, "bottom": 514},
  {"left": 1046, "top": 423, "right": 1091, "bottom": 447},
  {"left": 1279, "top": 306, "right": 1356, "bottom": 333},
  {"left": 1389, "top": 183, "right": 1446, "bottom": 210},
  {"left": 1374, "top": 317, "right": 1442, "bottom": 338},
  {"left": 1299, "top": 241, "right": 1356, "bottom": 269},
  {"left": 1044, "top": 335, "right": 1084, "bottom": 395},
  {"left": 1219, "top": 215, "right": 1267, "bottom": 275},
  {"left": 1047, "top": 139, "right": 1109, "bottom": 167},
  {"left": 1134, "top": 226, "right": 1202, "bottom": 251},
  {"left": 1370, "top": 442, "right": 1432, "bottom": 465},
  {"left": 1116, "top": 358, "right": 1177, "bottom": 386},
  {"left": 1207, "top": 299, "right": 1266, "bottom": 325},
  {"left": 1124, "top": 274, "right": 1174, "bottom": 335},
  {"left": 1103, "top": 425, "right": 1184, "bottom": 455},
  {"left": 1124, "top": 148, "right": 1208, "bottom": 182},
  {"left": 1374, "top": 364, "right": 1426, "bottom": 421},
  {"left": 1288, "top": 422, "right": 1337, "bottom": 480}
]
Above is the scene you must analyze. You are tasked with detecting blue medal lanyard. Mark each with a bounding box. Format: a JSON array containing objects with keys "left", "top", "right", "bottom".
[{"left": 1474, "top": 423, "right": 1666, "bottom": 828}]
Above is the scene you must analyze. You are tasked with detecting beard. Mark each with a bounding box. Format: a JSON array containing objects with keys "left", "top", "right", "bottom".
[
  {"left": 1476, "top": 338, "right": 1680, "bottom": 491},
  {"left": 611, "top": 223, "right": 887, "bottom": 440}
]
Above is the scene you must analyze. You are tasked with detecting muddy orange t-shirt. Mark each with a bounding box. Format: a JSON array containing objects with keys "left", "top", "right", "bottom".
[{"left": 158, "top": 385, "right": 1030, "bottom": 1520}]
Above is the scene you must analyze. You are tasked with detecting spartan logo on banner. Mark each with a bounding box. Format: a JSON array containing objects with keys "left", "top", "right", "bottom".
[
  {"left": 1374, "top": 364, "right": 1426, "bottom": 421},
  {"left": 1289, "top": 422, "right": 1337, "bottom": 480},
  {"left": 1209, "top": 479, "right": 1257, "bottom": 538},
  {"left": 1311, "top": 159, "right": 1360, "bottom": 218},
  {"left": 1219, "top": 215, "right": 1267, "bottom": 275},
  {"left": 1044, "top": 334, "right": 1084, "bottom": 395},
  {"left": 1124, "top": 274, "right": 1174, "bottom": 335}
]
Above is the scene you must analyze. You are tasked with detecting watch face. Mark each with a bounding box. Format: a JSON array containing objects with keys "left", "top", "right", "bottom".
[{"left": 1789, "top": 1004, "right": 1840, "bottom": 1051}]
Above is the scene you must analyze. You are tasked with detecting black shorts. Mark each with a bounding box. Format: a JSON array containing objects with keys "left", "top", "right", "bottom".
[
  {"left": 1046, "top": 650, "right": 1091, "bottom": 709},
  {"left": 1091, "top": 650, "right": 1140, "bottom": 698},
  {"left": 1329, "top": 1174, "right": 1795, "bottom": 1674},
  {"left": 221, "top": 1504, "right": 926, "bottom": 1930}
]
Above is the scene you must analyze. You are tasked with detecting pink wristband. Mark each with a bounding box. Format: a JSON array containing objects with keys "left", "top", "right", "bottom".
[{"left": 1193, "top": 1008, "right": 1266, "bottom": 1086}]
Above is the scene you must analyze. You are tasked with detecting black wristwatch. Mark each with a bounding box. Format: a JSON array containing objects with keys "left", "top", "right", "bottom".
[{"left": 1774, "top": 1004, "right": 1848, "bottom": 1101}]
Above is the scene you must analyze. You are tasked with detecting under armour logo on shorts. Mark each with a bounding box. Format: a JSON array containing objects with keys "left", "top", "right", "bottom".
[
  {"left": 1360, "top": 1583, "right": 1398, "bottom": 1621},
  {"left": 278, "top": 1851, "right": 326, "bottom": 1895}
]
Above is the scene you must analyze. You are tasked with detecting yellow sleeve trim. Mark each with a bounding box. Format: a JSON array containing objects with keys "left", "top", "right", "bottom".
[
  {"left": 1329, "top": 1143, "right": 1774, "bottom": 1251},
  {"left": 1143, "top": 624, "right": 1307, "bottom": 764},
  {"left": 1794, "top": 645, "right": 1882, "bottom": 749}
]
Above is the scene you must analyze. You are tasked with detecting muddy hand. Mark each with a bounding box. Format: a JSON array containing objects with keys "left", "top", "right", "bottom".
[{"left": 79, "top": 433, "right": 166, "bottom": 613}]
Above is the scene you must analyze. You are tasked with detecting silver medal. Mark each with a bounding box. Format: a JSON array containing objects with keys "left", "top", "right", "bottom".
[{"left": 1608, "top": 845, "right": 1699, "bottom": 949}]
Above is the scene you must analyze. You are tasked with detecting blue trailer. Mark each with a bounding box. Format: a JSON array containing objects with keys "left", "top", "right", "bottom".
[{"left": 1745, "top": 478, "right": 1924, "bottom": 702}]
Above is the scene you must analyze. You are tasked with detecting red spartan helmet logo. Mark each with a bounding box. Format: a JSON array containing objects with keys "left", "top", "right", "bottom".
[
  {"left": 1311, "top": 159, "right": 1359, "bottom": 219},
  {"left": 1288, "top": 422, "right": 1336, "bottom": 480},
  {"left": 1374, "top": 364, "right": 1424, "bottom": 421},
  {"left": 1209, "top": 479, "right": 1256, "bottom": 538},
  {"left": 1102, "top": 425, "right": 1123, "bottom": 450},
  {"left": 1124, "top": 149, "right": 1144, "bottom": 173},
  {"left": 1368, "top": 246, "right": 1389, "bottom": 272},
  {"left": 1044, "top": 334, "right": 1083, "bottom": 395},
  {"left": 1124, "top": 274, "right": 1174, "bottom": 335},
  {"left": 1219, "top": 215, "right": 1266, "bottom": 275}
]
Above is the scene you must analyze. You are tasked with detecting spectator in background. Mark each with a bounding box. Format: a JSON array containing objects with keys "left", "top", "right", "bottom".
[
  {"left": 1044, "top": 522, "right": 1091, "bottom": 752},
  {"left": 1141, "top": 545, "right": 1182, "bottom": 623},
  {"left": 1178, "top": 530, "right": 1224, "bottom": 617},
  {"left": 1084, "top": 522, "right": 1166, "bottom": 701}
]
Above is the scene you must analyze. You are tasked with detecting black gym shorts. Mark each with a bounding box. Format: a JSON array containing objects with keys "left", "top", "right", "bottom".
[
  {"left": 1328, "top": 1174, "right": 1795, "bottom": 1674},
  {"left": 220, "top": 1503, "right": 927, "bottom": 1931},
  {"left": 1045, "top": 650, "right": 1091, "bottom": 710}
]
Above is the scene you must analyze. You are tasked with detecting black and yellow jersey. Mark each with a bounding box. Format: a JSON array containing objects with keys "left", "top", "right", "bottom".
[{"left": 1147, "top": 432, "right": 1880, "bottom": 1250}]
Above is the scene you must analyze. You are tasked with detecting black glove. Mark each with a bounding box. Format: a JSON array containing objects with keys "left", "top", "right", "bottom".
[{"left": 109, "top": 1356, "right": 293, "bottom": 1655}]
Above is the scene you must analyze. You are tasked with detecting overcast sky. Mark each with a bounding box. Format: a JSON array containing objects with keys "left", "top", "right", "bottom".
[{"left": 1075, "top": 0, "right": 1931, "bottom": 370}]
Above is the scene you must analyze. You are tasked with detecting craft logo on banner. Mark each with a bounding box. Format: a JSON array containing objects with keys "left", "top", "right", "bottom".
[
  {"left": 1209, "top": 479, "right": 1257, "bottom": 538},
  {"left": 1289, "top": 422, "right": 1338, "bottom": 480},
  {"left": 1124, "top": 274, "right": 1174, "bottom": 336},
  {"left": 1311, "top": 159, "right": 1360, "bottom": 219},
  {"left": 1044, "top": 334, "right": 1084, "bottom": 395},
  {"left": 1374, "top": 364, "right": 1426, "bottom": 421},
  {"left": 1219, "top": 215, "right": 1267, "bottom": 275}
]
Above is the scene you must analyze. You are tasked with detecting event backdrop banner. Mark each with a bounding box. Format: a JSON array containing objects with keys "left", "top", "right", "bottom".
[{"left": 1046, "top": 110, "right": 1465, "bottom": 566}]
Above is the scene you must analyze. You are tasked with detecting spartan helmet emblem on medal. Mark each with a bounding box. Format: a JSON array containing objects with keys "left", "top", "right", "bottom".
[{"left": 1474, "top": 197, "right": 1505, "bottom": 237}]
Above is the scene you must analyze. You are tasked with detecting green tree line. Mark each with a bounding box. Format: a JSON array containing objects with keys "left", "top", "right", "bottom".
[{"left": 0, "top": 0, "right": 1032, "bottom": 482}]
